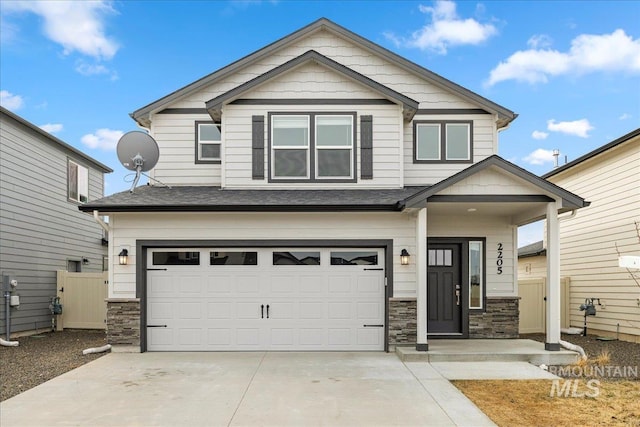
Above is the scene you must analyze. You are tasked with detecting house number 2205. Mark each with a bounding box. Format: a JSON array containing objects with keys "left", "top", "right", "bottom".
[{"left": 497, "top": 243, "right": 504, "bottom": 274}]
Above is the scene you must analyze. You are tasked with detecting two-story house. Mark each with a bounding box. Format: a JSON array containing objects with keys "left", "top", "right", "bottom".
[
  {"left": 82, "top": 19, "right": 587, "bottom": 352},
  {"left": 0, "top": 106, "right": 112, "bottom": 336}
]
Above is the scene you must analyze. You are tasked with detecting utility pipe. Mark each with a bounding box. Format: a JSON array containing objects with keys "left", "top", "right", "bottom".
[
  {"left": 0, "top": 338, "right": 19, "bottom": 347},
  {"left": 82, "top": 344, "right": 112, "bottom": 355},
  {"left": 559, "top": 339, "right": 587, "bottom": 360}
]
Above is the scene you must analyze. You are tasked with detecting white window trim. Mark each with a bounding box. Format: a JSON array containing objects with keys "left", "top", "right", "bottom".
[
  {"left": 469, "top": 240, "right": 484, "bottom": 310},
  {"left": 68, "top": 160, "right": 89, "bottom": 204},
  {"left": 416, "top": 123, "right": 441, "bottom": 161},
  {"left": 271, "top": 115, "right": 310, "bottom": 180},
  {"left": 445, "top": 123, "right": 471, "bottom": 161},
  {"left": 314, "top": 115, "right": 354, "bottom": 180},
  {"left": 196, "top": 122, "right": 222, "bottom": 163}
]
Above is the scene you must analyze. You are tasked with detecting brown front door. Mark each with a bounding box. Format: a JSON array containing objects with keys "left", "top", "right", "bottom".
[{"left": 427, "top": 243, "right": 462, "bottom": 334}]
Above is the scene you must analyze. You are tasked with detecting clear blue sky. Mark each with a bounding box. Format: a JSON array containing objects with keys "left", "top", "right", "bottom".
[{"left": 2, "top": 1, "right": 639, "bottom": 244}]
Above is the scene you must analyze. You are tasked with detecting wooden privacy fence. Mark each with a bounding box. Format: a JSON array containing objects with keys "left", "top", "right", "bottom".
[
  {"left": 56, "top": 271, "right": 108, "bottom": 330},
  {"left": 518, "top": 277, "right": 571, "bottom": 334}
]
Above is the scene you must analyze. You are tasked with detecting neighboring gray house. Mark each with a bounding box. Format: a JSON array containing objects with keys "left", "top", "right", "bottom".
[{"left": 0, "top": 106, "right": 112, "bottom": 335}]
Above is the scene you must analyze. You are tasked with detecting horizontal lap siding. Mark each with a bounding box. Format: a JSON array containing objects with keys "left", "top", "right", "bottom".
[
  {"left": 0, "top": 117, "right": 106, "bottom": 333},
  {"left": 404, "top": 115, "right": 496, "bottom": 185},
  {"left": 151, "top": 115, "right": 222, "bottom": 186},
  {"left": 224, "top": 103, "right": 402, "bottom": 188},
  {"left": 429, "top": 214, "right": 516, "bottom": 296},
  {"left": 548, "top": 140, "right": 640, "bottom": 337},
  {"left": 109, "top": 212, "right": 417, "bottom": 298}
]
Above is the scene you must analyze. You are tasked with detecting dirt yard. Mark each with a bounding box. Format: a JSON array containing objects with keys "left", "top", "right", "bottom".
[
  {"left": 0, "top": 329, "right": 107, "bottom": 401},
  {"left": 454, "top": 379, "right": 640, "bottom": 426}
]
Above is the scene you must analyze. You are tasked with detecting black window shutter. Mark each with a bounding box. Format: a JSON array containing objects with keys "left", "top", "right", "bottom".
[
  {"left": 360, "top": 115, "right": 373, "bottom": 180},
  {"left": 252, "top": 115, "right": 265, "bottom": 179}
]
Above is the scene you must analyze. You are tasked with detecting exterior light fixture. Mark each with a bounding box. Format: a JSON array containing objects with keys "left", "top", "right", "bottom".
[
  {"left": 118, "top": 249, "right": 129, "bottom": 265},
  {"left": 400, "top": 249, "right": 410, "bottom": 266}
]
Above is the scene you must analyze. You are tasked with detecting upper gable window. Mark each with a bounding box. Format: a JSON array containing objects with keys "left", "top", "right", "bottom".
[
  {"left": 196, "top": 121, "right": 221, "bottom": 164},
  {"left": 68, "top": 160, "right": 89, "bottom": 204},
  {"left": 270, "top": 113, "right": 355, "bottom": 182},
  {"left": 414, "top": 121, "right": 473, "bottom": 163}
]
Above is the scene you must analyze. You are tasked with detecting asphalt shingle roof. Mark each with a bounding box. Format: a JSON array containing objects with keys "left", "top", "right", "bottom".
[{"left": 80, "top": 185, "right": 429, "bottom": 212}]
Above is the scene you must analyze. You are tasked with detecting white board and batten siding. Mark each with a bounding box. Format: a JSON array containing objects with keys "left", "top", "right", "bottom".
[
  {"left": 546, "top": 139, "right": 640, "bottom": 340},
  {"left": 0, "top": 112, "right": 108, "bottom": 334}
]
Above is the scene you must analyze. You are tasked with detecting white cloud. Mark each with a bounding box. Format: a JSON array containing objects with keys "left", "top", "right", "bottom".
[
  {"left": 487, "top": 29, "right": 640, "bottom": 86},
  {"left": 39, "top": 123, "right": 63, "bottom": 134},
  {"left": 81, "top": 128, "right": 123, "bottom": 150},
  {"left": 531, "top": 130, "right": 549, "bottom": 140},
  {"left": 75, "top": 60, "right": 118, "bottom": 80},
  {"left": 384, "top": 1, "right": 497, "bottom": 54},
  {"left": 524, "top": 148, "right": 556, "bottom": 165},
  {"left": 527, "top": 34, "right": 553, "bottom": 49},
  {"left": 2, "top": 1, "right": 118, "bottom": 60},
  {"left": 0, "top": 90, "right": 24, "bottom": 110},
  {"left": 547, "top": 119, "right": 594, "bottom": 138},
  {"left": 619, "top": 113, "right": 631, "bottom": 120}
]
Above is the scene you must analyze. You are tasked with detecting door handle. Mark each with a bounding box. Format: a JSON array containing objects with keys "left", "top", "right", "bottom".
[
  {"left": 455, "top": 289, "right": 460, "bottom": 306},
  {"left": 261, "top": 304, "right": 264, "bottom": 319},
  {"left": 266, "top": 304, "right": 270, "bottom": 319}
]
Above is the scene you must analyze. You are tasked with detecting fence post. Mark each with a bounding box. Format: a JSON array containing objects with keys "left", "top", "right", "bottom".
[{"left": 56, "top": 270, "right": 65, "bottom": 331}]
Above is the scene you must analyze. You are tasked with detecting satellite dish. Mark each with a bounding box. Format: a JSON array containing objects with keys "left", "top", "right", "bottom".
[{"left": 116, "top": 131, "right": 160, "bottom": 193}]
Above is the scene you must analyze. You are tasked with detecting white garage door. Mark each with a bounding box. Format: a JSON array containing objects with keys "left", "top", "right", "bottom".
[{"left": 146, "top": 248, "right": 385, "bottom": 351}]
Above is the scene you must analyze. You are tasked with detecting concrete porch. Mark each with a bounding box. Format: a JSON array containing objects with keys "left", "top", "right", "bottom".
[{"left": 395, "top": 339, "right": 579, "bottom": 365}]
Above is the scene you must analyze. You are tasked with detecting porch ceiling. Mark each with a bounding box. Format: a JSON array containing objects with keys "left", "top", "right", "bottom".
[{"left": 424, "top": 201, "right": 551, "bottom": 225}]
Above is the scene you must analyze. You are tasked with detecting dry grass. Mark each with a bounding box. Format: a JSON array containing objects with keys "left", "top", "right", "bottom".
[{"left": 454, "top": 380, "right": 640, "bottom": 427}]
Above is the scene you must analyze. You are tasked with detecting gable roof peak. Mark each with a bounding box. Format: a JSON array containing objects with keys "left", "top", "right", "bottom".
[{"left": 131, "top": 18, "right": 516, "bottom": 128}]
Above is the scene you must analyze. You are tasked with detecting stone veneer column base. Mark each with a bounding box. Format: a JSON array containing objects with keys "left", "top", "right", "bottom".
[
  {"left": 106, "top": 298, "right": 141, "bottom": 347},
  {"left": 389, "top": 298, "right": 417, "bottom": 345},
  {"left": 469, "top": 297, "right": 519, "bottom": 338}
]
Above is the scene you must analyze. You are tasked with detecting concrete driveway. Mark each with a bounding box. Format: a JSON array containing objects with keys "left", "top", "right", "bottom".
[{"left": 0, "top": 352, "right": 494, "bottom": 427}]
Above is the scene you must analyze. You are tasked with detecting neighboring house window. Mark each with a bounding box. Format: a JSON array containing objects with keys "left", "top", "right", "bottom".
[
  {"left": 269, "top": 113, "right": 356, "bottom": 182},
  {"left": 68, "top": 160, "right": 89, "bottom": 203},
  {"left": 195, "top": 121, "right": 221, "bottom": 163},
  {"left": 414, "top": 121, "right": 473, "bottom": 163}
]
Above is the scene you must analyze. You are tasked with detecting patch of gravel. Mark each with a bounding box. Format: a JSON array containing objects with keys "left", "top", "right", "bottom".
[
  {"left": 523, "top": 333, "right": 640, "bottom": 379},
  {"left": 0, "top": 329, "right": 108, "bottom": 401}
]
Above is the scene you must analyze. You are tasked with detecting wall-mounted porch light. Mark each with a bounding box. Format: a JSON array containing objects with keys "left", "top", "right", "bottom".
[
  {"left": 400, "top": 249, "right": 410, "bottom": 266},
  {"left": 118, "top": 249, "right": 129, "bottom": 265}
]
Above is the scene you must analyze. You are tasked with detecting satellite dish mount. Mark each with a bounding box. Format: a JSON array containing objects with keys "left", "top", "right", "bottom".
[{"left": 116, "top": 131, "right": 168, "bottom": 193}]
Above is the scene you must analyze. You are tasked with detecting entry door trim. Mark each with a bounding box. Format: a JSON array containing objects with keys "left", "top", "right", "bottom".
[
  {"left": 426, "top": 237, "right": 485, "bottom": 339},
  {"left": 137, "top": 239, "right": 394, "bottom": 352}
]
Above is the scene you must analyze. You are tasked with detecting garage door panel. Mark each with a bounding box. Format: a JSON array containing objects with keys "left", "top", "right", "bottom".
[
  {"left": 357, "top": 302, "right": 382, "bottom": 319},
  {"left": 147, "top": 247, "right": 385, "bottom": 351},
  {"left": 328, "top": 302, "right": 351, "bottom": 319},
  {"left": 299, "top": 302, "right": 324, "bottom": 319},
  {"left": 299, "top": 276, "right": 324, "bottom": 293},
  {"left": 328, "top": 276, "right": 351, "bottom": 293},
  {"left": 207, "top": 302, "right": 232, "bottom": 319}
]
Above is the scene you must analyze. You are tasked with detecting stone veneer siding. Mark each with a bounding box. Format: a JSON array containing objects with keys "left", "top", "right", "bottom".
[
  {"left": 469, "top": 297, "right": 519, "bottom": 338},
  {"left": 106, "top": 299, "right": 140, "bottom": 346},
  {"left": 389, "top": 299, "right": 417, "bottom": 344}
]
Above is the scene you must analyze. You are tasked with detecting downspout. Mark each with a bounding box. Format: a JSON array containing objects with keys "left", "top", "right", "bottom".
[
  {"left": 93, "top": 210, "right": 110, "bottom": 234},
  {"left": 554, "top": 207, "right": 586, "bottom": 359}
]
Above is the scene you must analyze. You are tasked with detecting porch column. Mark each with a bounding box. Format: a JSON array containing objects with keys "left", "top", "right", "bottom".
[
  {"left": 416, "top": 207, "right": 428, "bottom": 351},
  {"left": 545, "top": 201, "right": 561, "bottom": 350}
]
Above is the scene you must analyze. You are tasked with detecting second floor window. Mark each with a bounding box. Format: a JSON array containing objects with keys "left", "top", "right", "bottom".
[
  {"left": 196, "top": 121, "right": 221, "bottom": 163},
  {"left": 414, "top": 121, "right": 473, "bottom": 163},
  {"left": 270, "top": 113, "right": 355, "bottom": 181},
  {"left": 68, "top": 160, "right": 89, "bottom": 203}
]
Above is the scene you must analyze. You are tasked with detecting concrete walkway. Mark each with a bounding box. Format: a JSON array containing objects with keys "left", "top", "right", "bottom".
[{"left": 1, "top": 352, "right": 495, "bottom": 427}]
